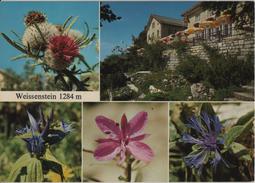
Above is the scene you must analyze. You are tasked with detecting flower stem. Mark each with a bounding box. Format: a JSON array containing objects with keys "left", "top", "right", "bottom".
[
  {"left": 127, "top": 159, "right": 132, "bottom": 182},
  {"left": 125, "top": 156, "right": 134, "bottom": 182}
]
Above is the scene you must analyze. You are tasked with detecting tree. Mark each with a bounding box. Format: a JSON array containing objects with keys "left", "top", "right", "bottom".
[
  {"left": 100, "top": 3, "right": 121, "bottom": 27},
  {"left": 132, "top": 26, "right": 147, "bottom": 48}
]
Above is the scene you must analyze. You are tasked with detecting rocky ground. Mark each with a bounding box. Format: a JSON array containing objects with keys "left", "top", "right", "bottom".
[{"left": 110, "top": 71, "right": 218, "bottom": 101}]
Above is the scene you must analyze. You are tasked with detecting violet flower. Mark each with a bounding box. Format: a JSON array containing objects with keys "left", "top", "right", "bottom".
[
  {"left": 16, "top": 109, "right": 71, "bottom": 156},
  {"left": 182, "top": 111, "right": 227, "bottom": 173},
  {"left": 94, "top": 111, "right": 154, "bottom": 164}
]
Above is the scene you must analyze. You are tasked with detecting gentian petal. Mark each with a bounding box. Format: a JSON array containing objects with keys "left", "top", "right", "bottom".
[
  {"left": 201, "top": 112, "right": 211, "bottom": 132},
  {"left": 182, "top": 133, "right": 203, "bottom": 144},
  {"left": 95, "top": 115, "right": 121, "bottom": 139},
  {"left": 126, "top": 141, "right": 154, "bottom": 162},
  {"left": 128, "top": 111, "right": 148, "bottom": 137},
  {"left": 94, "top": 141, "right": 121, "bottom": 161},
  {"left": 27, "top": 111, "right": 38, "bottom": 132},
  {"left": 61, "top": 121, "right": 72, "bottom": 133},
  {"left": 212, "top": 115, "right": 222, "bottom": 134},
  {"left": 184, "top": 149, "right": 208, "bottom": 170},
  {"left": 186, "top": 116, "right": 205, "bottom": 135},
  {"left": 211, "top": 150, "right": 221, "bottom": 168}
]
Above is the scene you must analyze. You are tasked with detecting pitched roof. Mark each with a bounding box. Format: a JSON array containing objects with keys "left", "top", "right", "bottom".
[
  {"left": 181, "top": 2, "right": 203, "bottom": 17},
  {"left": 148, "top": 14, "right": 186, "bottom": 28}
]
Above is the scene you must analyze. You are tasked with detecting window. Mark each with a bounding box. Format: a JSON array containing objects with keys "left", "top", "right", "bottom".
[
  {"left": 157, "top": 30, "right": 160, "bottom": 38},
  {"left": 223, "top": 24, "right": 228, "bottom": 36},
  {"left": 152, "top": 32, "right": 154, "bottom": 40},
  {"left": 206, "top": 10, "right": 213, "bottom": 18},
  {"left": 195, "top": 14, "right": 200, "bottom": 22},
  {"left": 152, "top": 22, "right": 155, "bottom": 28}
]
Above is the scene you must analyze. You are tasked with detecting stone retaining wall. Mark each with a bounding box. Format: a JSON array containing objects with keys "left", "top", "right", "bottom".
[{"left": 164, "top": 31, "right": 254, "bottom": 70}]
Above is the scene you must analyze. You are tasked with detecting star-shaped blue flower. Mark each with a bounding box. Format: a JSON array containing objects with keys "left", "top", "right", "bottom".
[
  {"left": 16, "top": 108, "right": 72, "bottom": 156},
  {"left": 182, "top": 111, "right": 228, "bottom": 173}
]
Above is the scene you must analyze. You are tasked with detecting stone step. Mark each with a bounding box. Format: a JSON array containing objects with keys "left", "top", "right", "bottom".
[
  {"left": 233, "top": 91, "right": 254, "bottom": 101},
  {"left": 241, "top": 85, "right": 254, "bottom": 93},
  {"left": 224, "top": 97, "right": 240, "bottom": 101}
]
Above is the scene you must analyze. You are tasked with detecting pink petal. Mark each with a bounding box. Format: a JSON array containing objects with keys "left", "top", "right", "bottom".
[
  {"left": 95, "top": 115, "right": 121, "bottom": 139},
  {"left": 130, "top": 134, "right": 150, "bottom": 141},
  {"left": 96, "top": 138, "right": 118, "bottom": 143},
  {"left": 128, "top": 112, "right": 148, "bottom": 137},
  {"left": 94, "top": 141, "right": 121, "bottom": 161},
  {"left": 121, "top": 113, "right": 129, "bottom": 138},
  {"left": 127, "top": 141, "right": 154, "bottom": 162}
]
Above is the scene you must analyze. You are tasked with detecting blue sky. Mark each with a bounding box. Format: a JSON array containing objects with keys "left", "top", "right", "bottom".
[
  {"left": 0, "top": 2, "right": 99, "bottom": 74},
  {"left": 101, "top": 1, "right": 196, "bottom": 59}
]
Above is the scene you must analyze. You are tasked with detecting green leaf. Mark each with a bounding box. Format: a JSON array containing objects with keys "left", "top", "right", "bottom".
[
  {"left": 225, "top": 117, "right": 254, "bottom": 146},
  {"left": 91, "top": 63, "right": 99, "bottom": 71},
  {"left": 64, "top": 16, "right": 79, "bottom": 33},
  {"left": 26, "top": 158, "right": 36, "bottom": 182},
  {"left": 26, "top": 157, "right": 43, "bottom": 182},
  {"left": 35, "top": 158, "right": 43, "bottom": 181},
  {"left": 79, "top": 33, "right": 96, "bottom": 48},
  {"left": 11, "top": 54, "right": 29, "bottom": 61},
  {"left": 33, "top": 23, "right": 47, "bottom": 43},
  {"left": 77, "top": 54, "right": 91, "bottom": 70},
  {"left": 235, "top": 110, "right": 254, "bottom": 126},
  {"left": 230, "top": 142, "right": 252, "bottom": 161},
  {"left": 0, "top": 33, "right": 28, "bottom": 54},
  {"left": 44, "top": 149, "right": 62, "bottom": 166},
  {"left": 8, "top": 153, "right": 32, "bottom": 182},
  {"left": 62, "top": 16, "right": 73, "bottom": 30},
  {"left": 11, "top": 30, "right": 22, "bottom": 42}
]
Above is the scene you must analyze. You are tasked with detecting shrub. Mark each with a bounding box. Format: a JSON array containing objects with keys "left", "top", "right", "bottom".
[
  {"left": 177, "top": 44, "right": 254, "bottom": 89},
  {"left": 176, "top": 55, "right": 208, "bottom": 83},
  {"left": 213, "top": 86, "right": 237, "bottom": 100},
  {"left": 204, "top": 45, "right": 254, "bottom": 88}
]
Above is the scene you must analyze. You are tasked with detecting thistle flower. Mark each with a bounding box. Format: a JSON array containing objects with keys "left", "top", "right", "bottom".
[
  {"left": 44, "top": 35, "right": 79, "bottom": 70},
  {"left": 94, "top": 111, "right": 154, "bottom": 164},
  {"left": 182, "top": 111, "right": 227, "bottom": 173},
  {"left": 24, "top": 11, "right": 47, "bottom": 27},
  {"left": 22, "top": 22, "right": 60, "bottom": 50},
  {"left": 16, "top": 109, "right": 71, "bottom": 156}
]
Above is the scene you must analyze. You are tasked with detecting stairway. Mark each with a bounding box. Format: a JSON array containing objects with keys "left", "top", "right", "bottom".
[{"left": 232, "top": 85, "right": 254, "bottom": 101}]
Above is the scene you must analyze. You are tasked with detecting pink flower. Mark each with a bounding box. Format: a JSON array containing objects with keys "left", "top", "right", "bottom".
[
  {"left": 94, "top": 111, "right": 154, "bottom": 164},
  {"left": 44, "top": 35, "right": 79, "bottom": 70},
  {"left": 48, "top": 35, "right": 79, "bottom": 63}
]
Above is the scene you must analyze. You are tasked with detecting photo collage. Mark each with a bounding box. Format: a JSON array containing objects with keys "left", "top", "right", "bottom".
[{"left": 0, "top": 0, "right": 254, "bottom": 182}]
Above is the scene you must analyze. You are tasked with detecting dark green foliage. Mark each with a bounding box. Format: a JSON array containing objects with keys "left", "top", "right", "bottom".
[
  {"left": 168, "top": 41, "right": 188, "bottom": 58},
  {"left": 100, "top": 55, "right": 128, "bottom": 100},
  {"left": 213, "top": 87, "right": 237, "bottom": 100},
  {"left": 176, "top": 55, "right": 208, "bottom": 83},
  {"left": 100, "top": 38, "right": 169, "bottom": 100},
  {"left": 141, "top": 42, "right": 168, "bottom": 71},
  {"left": 132, "top": 27, "right": 147, "bottom": 48},
  {"left": 204, "top": 45, "right": 254, "bottom": 88},
  {"left": 100, "top": 3, "right": 121, "bottom": 27},
  {"left": 177, "top": 44, "right": 254, "bottom": 89}
]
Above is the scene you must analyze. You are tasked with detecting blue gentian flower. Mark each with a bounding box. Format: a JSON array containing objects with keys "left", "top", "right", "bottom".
[
  {"left": 16, "top": 108, "right": 72, "bottom": 156},
  {"left": 182, "top": 111, "right": 227, "bottom": 173}
]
